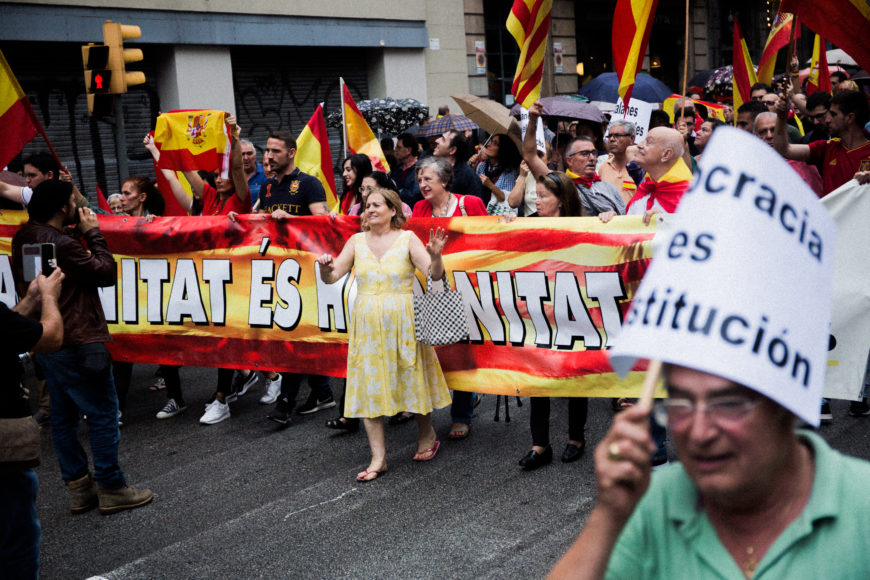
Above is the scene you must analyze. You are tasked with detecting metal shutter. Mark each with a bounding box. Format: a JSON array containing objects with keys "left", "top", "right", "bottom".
[{"left": 231, "top": 46, "right": 369, "bottom": 193}]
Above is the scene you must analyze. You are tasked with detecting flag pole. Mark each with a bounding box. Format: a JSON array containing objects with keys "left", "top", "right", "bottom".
[
  {"left": 339, "top": 77, "right": 347, "bottom": 159},
  {"left": 785, "top": 16, "right": 798, "bottom": 78},
  {"left": 682, "top": 0, "right": 690, "bottom": 95}
]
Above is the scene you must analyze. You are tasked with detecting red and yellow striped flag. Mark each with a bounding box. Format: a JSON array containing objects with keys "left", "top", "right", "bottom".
[
  {"left": 805, "top": 34, "right": 832, "bottom": 96},
  {"left": 732, "top": 19, "right": 758, "bottom": 122},
  {"left": 0, "top": 50, "right": 39, "bottom": 170},
  {"left": 153, "top": 110, "right": 231, "bottom": 177},
  {"left": 341, "top": 79, "right": 389, "bottom": 178},
  {"left": 506, "top": 0, "right": 553, "bottom": 109},
  {"left": 612, "top": 0, "right": 659, "bottom": 106},
  {"left": 296, "top": 104, "right": 340, "bottom": 213},
  {"left": 757, "top": 12, "right": 796, "bottom": 85},
  {"left": 781, "top": 0, "right": 870, "bottom": 74}
]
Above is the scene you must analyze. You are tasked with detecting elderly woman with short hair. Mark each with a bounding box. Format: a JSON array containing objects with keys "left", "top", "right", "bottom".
[{"left": 411, "top": 156, "right": 487, "bottom": 440}]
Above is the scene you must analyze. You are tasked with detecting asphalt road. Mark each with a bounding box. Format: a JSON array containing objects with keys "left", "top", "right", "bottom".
[{"left": 27, "top": 364, "right": 870, "bottom": 579}]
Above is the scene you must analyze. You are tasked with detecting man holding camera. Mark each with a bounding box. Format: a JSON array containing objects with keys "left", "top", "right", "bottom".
[{"left": 11, "top": 180, "right": 153, "bottom": 516}]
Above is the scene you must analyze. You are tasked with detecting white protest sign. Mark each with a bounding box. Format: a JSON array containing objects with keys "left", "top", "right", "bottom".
[
  {"left": 822, "top": 180, "right": 870, "bottom": 400},
  {"left": 519, "top": 107, "right": 546, "bottom": 154},
  {"left": 614, "top": 97, "right": 652, "bottom": 140},
  {"left": 609, "top": 127, "right": 836, "bottom": 426}
]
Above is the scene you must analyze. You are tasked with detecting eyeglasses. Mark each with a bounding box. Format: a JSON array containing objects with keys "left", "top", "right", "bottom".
[
  {"left": 808, "top": 110, "right": 829, "bottom": 121},
  {"left": 653, "top": 396, "right": 762, "bottom": 427},
  {"left": 607, "top": 133, "right": 632, "bottom": 139},
  {"left": 566, "top": 149, "right": 597, "bottom": 158}
]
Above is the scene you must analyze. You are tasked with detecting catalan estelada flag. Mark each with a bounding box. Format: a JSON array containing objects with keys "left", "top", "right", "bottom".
[
  {"left": 781, "top": 0, "right": 870, "bottom": 74},
  {"left": 0, "top": 50, "right": 39, "bottom": 170},
  {"left": 805, "top": 34, "right": 832, "bottom": 96},
  {"left": 153, "top": 110, "right": 231, "bottom": 178},
  {"left": 732, "top": 19, "right": 757, "bottom": 123},
  {"left": 757, "top": 12, "right": 797, "bottom": 85},
  {"left": 341, "top": 79, "right": 389, "bottom": 176},
  {"left": 295, "top": 104, "right": 340, "bottom": 213},
  {"left": 612, "top": 0, "right": 659, "bottom": 106},
  {"left": 506, "top": 0, "right": 553, "bottom": 109}
]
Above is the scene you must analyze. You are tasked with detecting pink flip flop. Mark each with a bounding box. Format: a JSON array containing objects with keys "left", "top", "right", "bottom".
[
  {"left": 413, "top": 440, "right": 441, "bottom": 462},
  {"left": 356, "top": 467, "right": 386, "bottom": 482}
]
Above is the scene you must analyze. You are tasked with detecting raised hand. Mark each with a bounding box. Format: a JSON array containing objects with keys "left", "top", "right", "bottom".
[{"left": 426, "top": 227, "right": 448, "bottom": 258}]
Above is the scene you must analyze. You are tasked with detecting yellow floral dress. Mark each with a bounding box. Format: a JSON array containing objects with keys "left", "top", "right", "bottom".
[{"left": 344, "top": 230, "right": 451, "bottom": 418}]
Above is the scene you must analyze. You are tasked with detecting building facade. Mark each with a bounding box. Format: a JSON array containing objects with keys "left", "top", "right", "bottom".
[{"left": 2, "top": 1, "right": 790, "bottom": 198}]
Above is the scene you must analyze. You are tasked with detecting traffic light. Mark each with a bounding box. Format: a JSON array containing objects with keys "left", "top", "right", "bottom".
[
  {"left": 82, "top": 43, "right": 113, "bottom": 116},
  {"left": 82, "top": 43, "right": 111, "bottom": 93},
  {"left": 102, "top": 20, "right": 145, "bottom": 94}
]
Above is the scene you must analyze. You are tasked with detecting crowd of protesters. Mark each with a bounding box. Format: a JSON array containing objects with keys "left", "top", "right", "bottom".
[{"left": 2, "top": 68, "right": 870, "bottom": 578}]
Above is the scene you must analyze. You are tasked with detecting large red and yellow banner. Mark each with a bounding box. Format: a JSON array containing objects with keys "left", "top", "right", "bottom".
[{"left": 0, "top": 212, "right": 655, "bottom": 397}]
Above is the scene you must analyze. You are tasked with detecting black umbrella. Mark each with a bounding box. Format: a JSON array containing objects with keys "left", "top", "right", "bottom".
[{"left": 327, "top": 98, "right": 430, "bottom": 135}]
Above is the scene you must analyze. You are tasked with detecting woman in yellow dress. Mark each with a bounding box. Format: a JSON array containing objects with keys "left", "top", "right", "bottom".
[{"left": 317, "top": 187, "right": 452, "bottom": 482}]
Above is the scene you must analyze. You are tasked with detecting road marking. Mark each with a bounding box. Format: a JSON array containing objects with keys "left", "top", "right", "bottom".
[{"left": 283, "top": 487, "right": 358, "bottom": 520}]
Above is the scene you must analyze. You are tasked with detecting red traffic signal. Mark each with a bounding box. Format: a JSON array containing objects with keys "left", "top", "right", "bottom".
[{"left": 88, "top": 70, "right": 113, "bottom": 93}]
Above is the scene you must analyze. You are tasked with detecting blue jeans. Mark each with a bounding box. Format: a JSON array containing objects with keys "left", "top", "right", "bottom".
[
  {"left": 0, "top": 469, "right": 40, "bottom": 579},
  {"left": 451, "top": 391, "right": 475, "bottom": 425},
  {"left": 36, "top": 343, "right": 126, "bottom": 488}
]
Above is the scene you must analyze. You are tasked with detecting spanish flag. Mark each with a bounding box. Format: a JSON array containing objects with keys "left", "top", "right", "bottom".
[
  {"left": 0, "top": 50, "right": 39, "bottom": 170},
  {"left": 295, "top": 104, "right": 340, "bottom": 213},
  {"left": 805, "top": 34, "right": 832, "bottom": 96},
  {"left": 341, "top": 79, "right": 390, "bottom": 179},
  {"left": 757, "top": 12, "right": 796, "bottom": 85},
  {"left": 732, "top": 19, "right": 757, "bottom": 123},
  {"left": 506, "top": 0, "right": 553, "bottom": 109},
  {"left": 153, "top": 110, "right": 231, "bottom": 178},
  {"left": 662, "top": 94, "right": 727, "bottom": 124},
  {"left": 781, "top": 0, "right": 870, "bottom": 74},
  {"left": 612, "top": 0, "right": 659, "bottom": 106}
]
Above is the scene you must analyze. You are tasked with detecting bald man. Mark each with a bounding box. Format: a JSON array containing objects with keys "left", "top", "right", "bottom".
[
  {"left": 755, "top": 112, "right": 823, "bottom": 197},
  {"left": 600, "top": 127, "right": 692, "bottom": 225}
]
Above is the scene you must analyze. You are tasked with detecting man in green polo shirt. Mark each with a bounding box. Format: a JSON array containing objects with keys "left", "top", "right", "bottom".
[{"left": 549, "top": 364, "right": 870, "bottom": 579}]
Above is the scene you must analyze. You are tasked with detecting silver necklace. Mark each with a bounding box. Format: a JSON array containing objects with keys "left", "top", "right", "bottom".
[{"left": 433, "top": 193, "right": 453, "bottom": 217}]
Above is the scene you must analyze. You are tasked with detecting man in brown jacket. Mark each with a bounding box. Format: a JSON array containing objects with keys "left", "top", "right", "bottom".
[{"left": 12, "top": 180, "right": 153, "bottom": 516}]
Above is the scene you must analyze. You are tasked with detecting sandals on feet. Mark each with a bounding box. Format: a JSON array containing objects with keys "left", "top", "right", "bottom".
[
  {"left": 413, "top": 440, "right": 441, "bottom": 461},
  {"left": 356, "top": 467, "right": 386, "bottom": 482},
  {"left": 387, "top": 412, "right": 414, "bottom": 426},
  {"left": 326, "top": 417, "right": 359, "bottom": 432},
  {"left": 448, "top": 424, "right": 471, "bottom": 440}
]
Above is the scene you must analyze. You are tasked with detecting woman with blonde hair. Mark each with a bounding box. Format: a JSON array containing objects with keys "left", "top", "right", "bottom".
[{"left": 318, "top": 187, "right": 452, "bottom": 482}]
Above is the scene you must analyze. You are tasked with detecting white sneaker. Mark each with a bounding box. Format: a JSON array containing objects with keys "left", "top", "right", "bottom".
[
  {"left": 259, "top": 375, "right": 282, "bottom": 405},
  {"left": 156, "top": 398, "right": 187, "bottom": 419},
  {"left": 199, "top": 400, "right": 230, "bottom": 424}
]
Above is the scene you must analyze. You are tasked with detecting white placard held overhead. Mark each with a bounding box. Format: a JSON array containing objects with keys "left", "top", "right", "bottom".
[
  {"left": 614, "top": 97, "right": 652, "bottom": 140},
  {"left": 609, "top": 127, "right": 836, "bottom": 426},
  {"left": 519, "top": 107, "right": 547, "bottom": 154}
]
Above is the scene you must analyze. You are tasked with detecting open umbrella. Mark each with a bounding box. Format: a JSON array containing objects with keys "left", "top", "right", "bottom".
[
  {"left": 452, "top": 94, "right": 522, "bottom": 149},
  {"left": 704, "top": 65, "right": 733, "bottom": 99},
  {"left": 805, "top": 49, "right": 858, "bottom": 68},
  {"left": 578, "top": 72, "right": 674, "bottom": 103},
  {"left": 416, "top": 114, "right": 479, "bottom": 138},
  {"left": 326, "top": 98, "right": 429, "bottom": 135},
  {"left": 508, "top": 95, "right": 605, "bottom": 123}
]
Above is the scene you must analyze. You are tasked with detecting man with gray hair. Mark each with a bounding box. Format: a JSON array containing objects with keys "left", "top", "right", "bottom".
[
  {"left": 600, "top": 127, "right": 692, "bottom": 224},
  {"left": 598, "top": 119, "right": 643, "bottom": 205}
]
